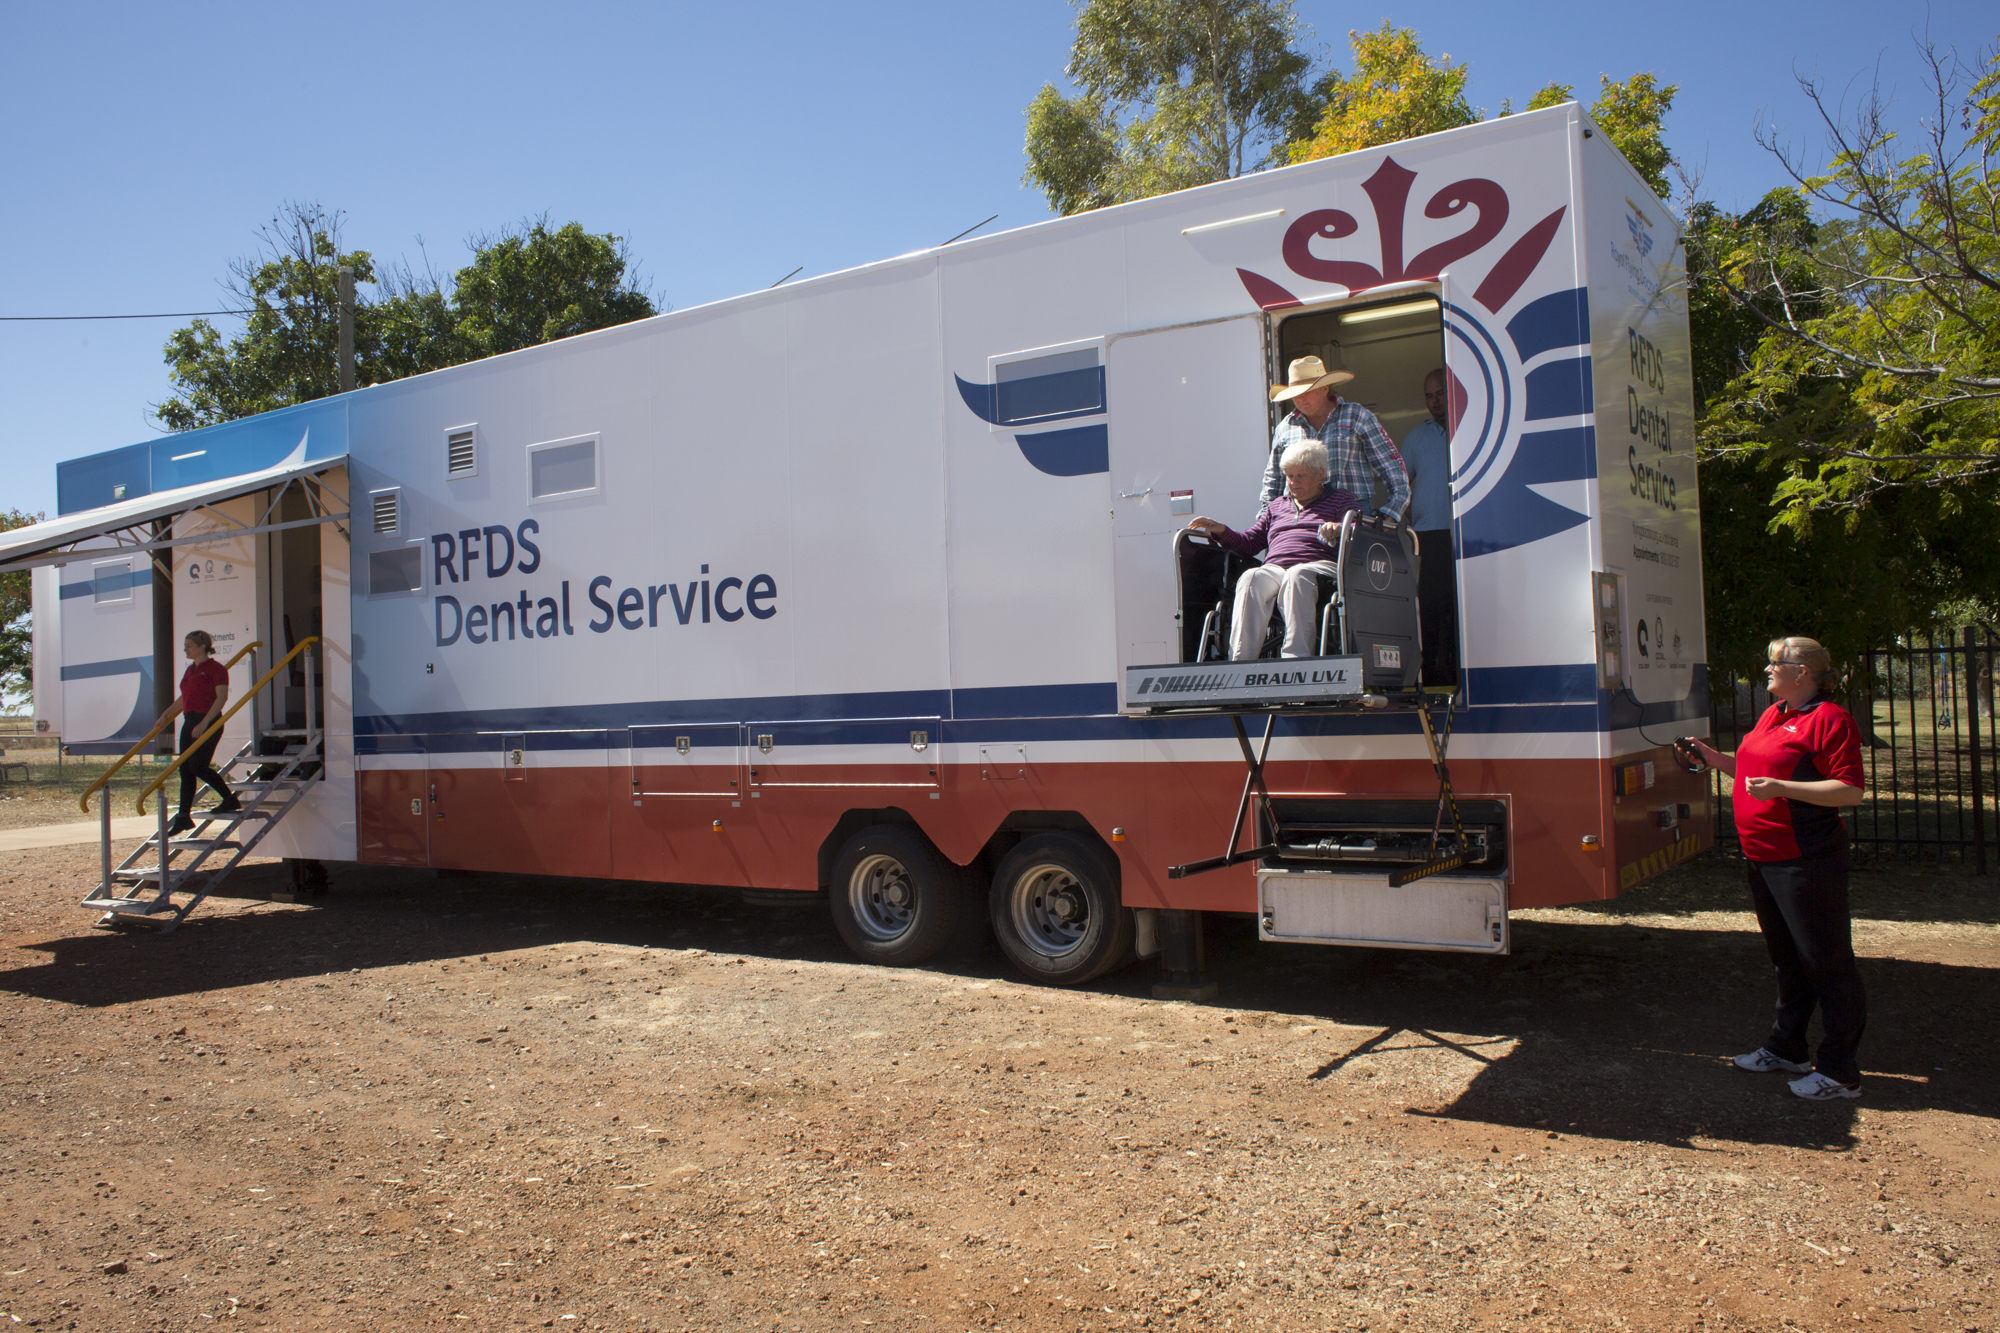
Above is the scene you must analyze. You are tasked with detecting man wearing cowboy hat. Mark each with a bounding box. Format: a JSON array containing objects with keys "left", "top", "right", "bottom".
[{"left": 1260, "top": 356, "right": 1410, "bottom": 525}]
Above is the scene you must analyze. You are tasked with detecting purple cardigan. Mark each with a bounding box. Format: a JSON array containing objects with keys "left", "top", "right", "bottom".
[{"left": 1216, "top": 487, "right": 1360, "bottom": 567}]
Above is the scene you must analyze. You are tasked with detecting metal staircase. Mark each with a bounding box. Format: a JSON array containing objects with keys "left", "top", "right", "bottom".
[{"left": 78, "top": 639, "right": 323, "bottom": 933}]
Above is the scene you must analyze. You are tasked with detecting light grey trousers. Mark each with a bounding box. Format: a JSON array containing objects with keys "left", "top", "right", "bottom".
[{"left": 1230, "top": 560, "right": 1337, "bottom": 660}]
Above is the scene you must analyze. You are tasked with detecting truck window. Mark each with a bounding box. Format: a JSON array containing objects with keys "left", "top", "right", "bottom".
[
  {"left": 991, "top": 344, "right": 1105, "bottom": 426},
  {"left": 527, "top": 435, "right": 600, "bottom": 501}
]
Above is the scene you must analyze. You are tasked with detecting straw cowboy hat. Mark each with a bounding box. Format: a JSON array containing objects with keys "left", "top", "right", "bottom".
[{"left": 1269, "top": 355, "right": 1354, "bottom": 403}]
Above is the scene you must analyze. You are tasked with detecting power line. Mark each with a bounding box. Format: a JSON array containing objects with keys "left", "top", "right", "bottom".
[
  {"left": 0, "top": 310, "right": 248, "bottom": 322},
  {"left": 936, "top": 213, "right": 1000, "bottom": 244}
]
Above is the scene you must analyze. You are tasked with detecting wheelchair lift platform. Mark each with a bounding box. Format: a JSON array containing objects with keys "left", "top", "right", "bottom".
[{"left": 1126, "top": 668, "right": 1478, "bottom": 892}]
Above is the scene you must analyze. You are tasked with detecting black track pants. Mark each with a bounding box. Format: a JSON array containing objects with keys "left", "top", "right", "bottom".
[
  {"left": 1415, "top": 529, "right": 1457, "bottom": 687},
  {"left": 177, "top": 715, "right": 230, "bottom": 818},
  {"left": 1746, "top": 848, "right": 1866, "bottom": 1085}
]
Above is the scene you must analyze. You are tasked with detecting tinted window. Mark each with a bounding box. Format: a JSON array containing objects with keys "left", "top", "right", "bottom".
[
  {"left": 369, "top": 546, "right": 423, "bottom": 595},
  {"left": 531, "top": 440, "right": 597, "bottom": 498},
  {"left": 93, "top": 560, "right": 133, "bottom": 604},
  {"left": 995, "top": 348, "right": 1103, "bottom": 424}
]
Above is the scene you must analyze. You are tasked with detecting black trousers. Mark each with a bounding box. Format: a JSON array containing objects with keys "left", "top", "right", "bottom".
[
  {"left": 1415, "top": 529, "right": 1458, "bottom": 687},
  {"left": 1747, "top": 847, "right": 1866, "bottom": 1084},
  {"left": 177, "top": 714, "right": 230, "bottom": 817}
]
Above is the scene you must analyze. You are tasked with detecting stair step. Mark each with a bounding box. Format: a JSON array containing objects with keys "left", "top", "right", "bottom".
[
  {"left": 164, "top": 838, "right": 241, "bottom": 850},
  {"left": 91, "top": 897, "right": 173, "bottom": 915},
  {"left": 113, "top": 870, "right": 208, "bottom": 885}
]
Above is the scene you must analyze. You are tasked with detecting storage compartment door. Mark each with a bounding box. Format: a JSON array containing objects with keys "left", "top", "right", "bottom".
[
  {"left": 746, "top": 718, "right": 941, "bottom": 790},
  {"left": 356, "top": 739, "right": 429, "bottom": 867},
  {"left": 1106, "top": 316, "right": 1270, "bottom": 696},
  {"left": 1257, "top": 869, "right": 1509, "bottom": 954},
  {"left": 631, "top": 723, "right": 743, "bottom": 798}
]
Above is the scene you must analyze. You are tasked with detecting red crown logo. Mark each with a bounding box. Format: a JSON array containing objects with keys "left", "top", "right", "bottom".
[{"left": 1236, "top": 156, "right": 1566, "bottom": 316}]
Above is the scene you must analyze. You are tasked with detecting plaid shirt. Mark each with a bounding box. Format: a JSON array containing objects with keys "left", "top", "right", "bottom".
[{"left": 1262, "top": 399, "right": 1410, "bottom": 522}]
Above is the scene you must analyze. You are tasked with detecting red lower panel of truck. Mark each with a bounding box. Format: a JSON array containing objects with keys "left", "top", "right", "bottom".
[{"left": 355, "top": 751, "right": 1708, "bottom": 911}]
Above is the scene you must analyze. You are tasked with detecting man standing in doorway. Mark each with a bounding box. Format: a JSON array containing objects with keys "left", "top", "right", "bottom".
[
  {"left": 1402, "top": 368, "right": 1457, "bottom": 686},
  {"left": 1261, "top": 356, "right": 1410, "bottom": 525}
]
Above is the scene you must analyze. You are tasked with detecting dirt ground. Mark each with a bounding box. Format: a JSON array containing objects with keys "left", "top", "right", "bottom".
[
  {"left": 0, "top": 749, "right": 161, "bottom": 833},
  {"left": 0, "top": 834, "right": 1993, "bottom": 1332}
]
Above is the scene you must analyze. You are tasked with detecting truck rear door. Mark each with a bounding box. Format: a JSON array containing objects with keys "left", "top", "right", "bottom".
[{"left": 1105, "top": 315, "right": 1270, "bottom": 701}]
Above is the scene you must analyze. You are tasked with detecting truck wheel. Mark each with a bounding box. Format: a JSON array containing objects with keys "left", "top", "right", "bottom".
[
  {"left": 990, "top": 834, "right": 1134, "bottom": 986},
  {"left": 829, "top": 827, "right": 965, "bottom": 967}
]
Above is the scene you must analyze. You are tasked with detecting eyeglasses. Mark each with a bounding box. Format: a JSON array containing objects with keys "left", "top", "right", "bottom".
[{"left": 1765, "top": 659, "right": 1805, "bottom": 672}]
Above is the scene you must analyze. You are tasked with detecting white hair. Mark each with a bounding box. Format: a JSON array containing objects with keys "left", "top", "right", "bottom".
[{"left": 1278, "top": 439, "right": 1329, "bottom": 477}]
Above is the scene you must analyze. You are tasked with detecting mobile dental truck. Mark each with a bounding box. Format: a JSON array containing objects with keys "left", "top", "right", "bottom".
[{"left": 10, "top": 102, "right": 1709, "bottom": 982}]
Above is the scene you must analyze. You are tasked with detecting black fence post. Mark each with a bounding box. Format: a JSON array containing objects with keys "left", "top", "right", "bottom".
[{"left": 1967, "top": 625, "right": 1987, "bottom": 876}]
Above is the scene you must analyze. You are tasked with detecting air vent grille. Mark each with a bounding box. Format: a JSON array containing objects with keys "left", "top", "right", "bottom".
[
  {"left": 447, "top": 428, "right": 477, "bottom": 477},
  {"left": 371, "top": 492, "right": 399, "bottom": 535}
]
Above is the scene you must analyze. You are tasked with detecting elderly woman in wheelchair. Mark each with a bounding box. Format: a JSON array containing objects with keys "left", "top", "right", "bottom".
[{"left": 1186, "top": 439, "right": 1360, "bottom": 660}]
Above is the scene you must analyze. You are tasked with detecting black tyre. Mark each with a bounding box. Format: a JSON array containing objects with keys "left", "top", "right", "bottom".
[
  {"left": 989, "top": 833, "right": 1134, "bottom": 986},
  {"left": 828, "top": 826, "right": 967, "bottom": 967}
]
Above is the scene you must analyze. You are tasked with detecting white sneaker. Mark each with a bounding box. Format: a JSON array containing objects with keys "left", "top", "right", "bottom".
[
  {"left": 1732, "top": 1048, "right": 1811, "bottom": 1074},
  {"left": 1789, "top": 1071, "right": 1862, "bottom": 1101}
]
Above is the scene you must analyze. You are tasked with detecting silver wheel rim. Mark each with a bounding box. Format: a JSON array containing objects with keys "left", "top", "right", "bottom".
[
  {"left": 847, "top": 853, "right": 918, "bottom": 942},
  {"left": 1008, "top": 862, "right": 1090, "bottom": 957}
]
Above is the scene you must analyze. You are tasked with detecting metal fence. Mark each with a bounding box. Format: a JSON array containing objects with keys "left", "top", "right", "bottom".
[{"left": 1708, "top": 627, "right": 1997, "bottom": 870}]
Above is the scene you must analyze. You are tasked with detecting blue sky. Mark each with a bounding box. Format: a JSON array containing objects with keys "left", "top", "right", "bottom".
[{"left": 2, "top": 0, "right": 1990, "bottom": 519}]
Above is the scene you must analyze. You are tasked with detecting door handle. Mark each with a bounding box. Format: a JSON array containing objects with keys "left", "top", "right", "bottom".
[{"left": 1117, "top": 487, "right": 1153, "bottom": 500}]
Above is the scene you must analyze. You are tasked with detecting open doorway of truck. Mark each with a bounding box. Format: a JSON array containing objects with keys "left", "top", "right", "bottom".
[
  {"left": 1274, "top": 294, "right": 1458, "bottom": 688},
  {"left": 260, "top": 484, "right": 326, "bottom": 773}
]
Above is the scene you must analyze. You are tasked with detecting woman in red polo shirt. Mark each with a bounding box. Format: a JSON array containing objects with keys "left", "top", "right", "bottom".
[
  {"left": 1690, "top": 636, "right": 1867, "bottom": 1100},
  {"left": 163, "top": 630, "right": 241, "bottom": 836}
]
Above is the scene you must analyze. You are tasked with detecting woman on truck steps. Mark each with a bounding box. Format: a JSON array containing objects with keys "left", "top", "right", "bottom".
[
  {"left": 1688, "top": 636, "right": 1867, "bottom": 1101},
  {"left": 161, "top": 630, "right": 241, "bottom": 837}
]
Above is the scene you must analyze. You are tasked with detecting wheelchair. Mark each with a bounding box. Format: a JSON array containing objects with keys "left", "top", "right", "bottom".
[{"left": 1173, "top": 512, "right": 1423, "bottom": 691}]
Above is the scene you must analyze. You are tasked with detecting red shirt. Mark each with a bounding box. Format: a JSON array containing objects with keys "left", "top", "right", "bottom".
[
  {"left": 1732, "top": 695, "right": 1864, "bottom": 861},
  {"left": 180, "top": 658, "right": 229, "bottom": 715}
]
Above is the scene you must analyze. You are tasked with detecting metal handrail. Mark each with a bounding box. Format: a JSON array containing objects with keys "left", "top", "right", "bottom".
[
  {"left": 79, "top": 641, "right": 264, "bottom": 814},
  {"left": 137, "top": 637, "right": 317, "bottom": 815}
]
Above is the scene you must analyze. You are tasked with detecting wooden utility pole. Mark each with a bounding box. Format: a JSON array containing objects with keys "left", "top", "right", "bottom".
[{"left": 337, "top": 266, "right": 355, "bottom": 393}]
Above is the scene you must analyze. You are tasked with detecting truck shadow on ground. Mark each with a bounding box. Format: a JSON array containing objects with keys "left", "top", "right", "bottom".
[
  {"left": 0, "top": 858, "right": 1990, "bottom": 1155},
  {"left": 1192, "top": 910, "right": 1990, "bottom": 1154}
]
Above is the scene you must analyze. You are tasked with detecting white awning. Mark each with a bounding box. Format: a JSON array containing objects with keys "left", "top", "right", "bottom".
[{"left": 0, "top": 451, "right": 349, "bottom": 573}]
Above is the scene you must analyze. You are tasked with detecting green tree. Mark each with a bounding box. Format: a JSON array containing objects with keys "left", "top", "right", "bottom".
[
  {"left": 1286, "top": 22, "right": 1475, "bottom": 162},
  {"left": 452, "top": 218, "right": 655, "bottom": 359},
  {"left": 0, "top": 509, "right": 43, "bottom": 704},
  {"left": 1505, "top": 74, "right": 1676, "bottom": 196},
  {"left": 158, "top": 204, "right": 376, "bottom": 430},
  {"left": 1286, "top": 37, "right": 1673, "bottom": 199},
  {"left": 1521, "top": 81, "right": 1572, "bottom": 114},
  {"left": 1588, "top": 72, "right": 1677, "bottom": 197},
  {"left": 1690, "top": 37, "right": 2000, "bottom": 516},
  {"left": 157, "top": 205, "right": 657, "bottom": 429},
  {"left": 1690, "top": 191, "right": 2000, "bottom": 685},
  {"left": 1024, "top": 0, "right": 1314, "bottom": 216}
]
